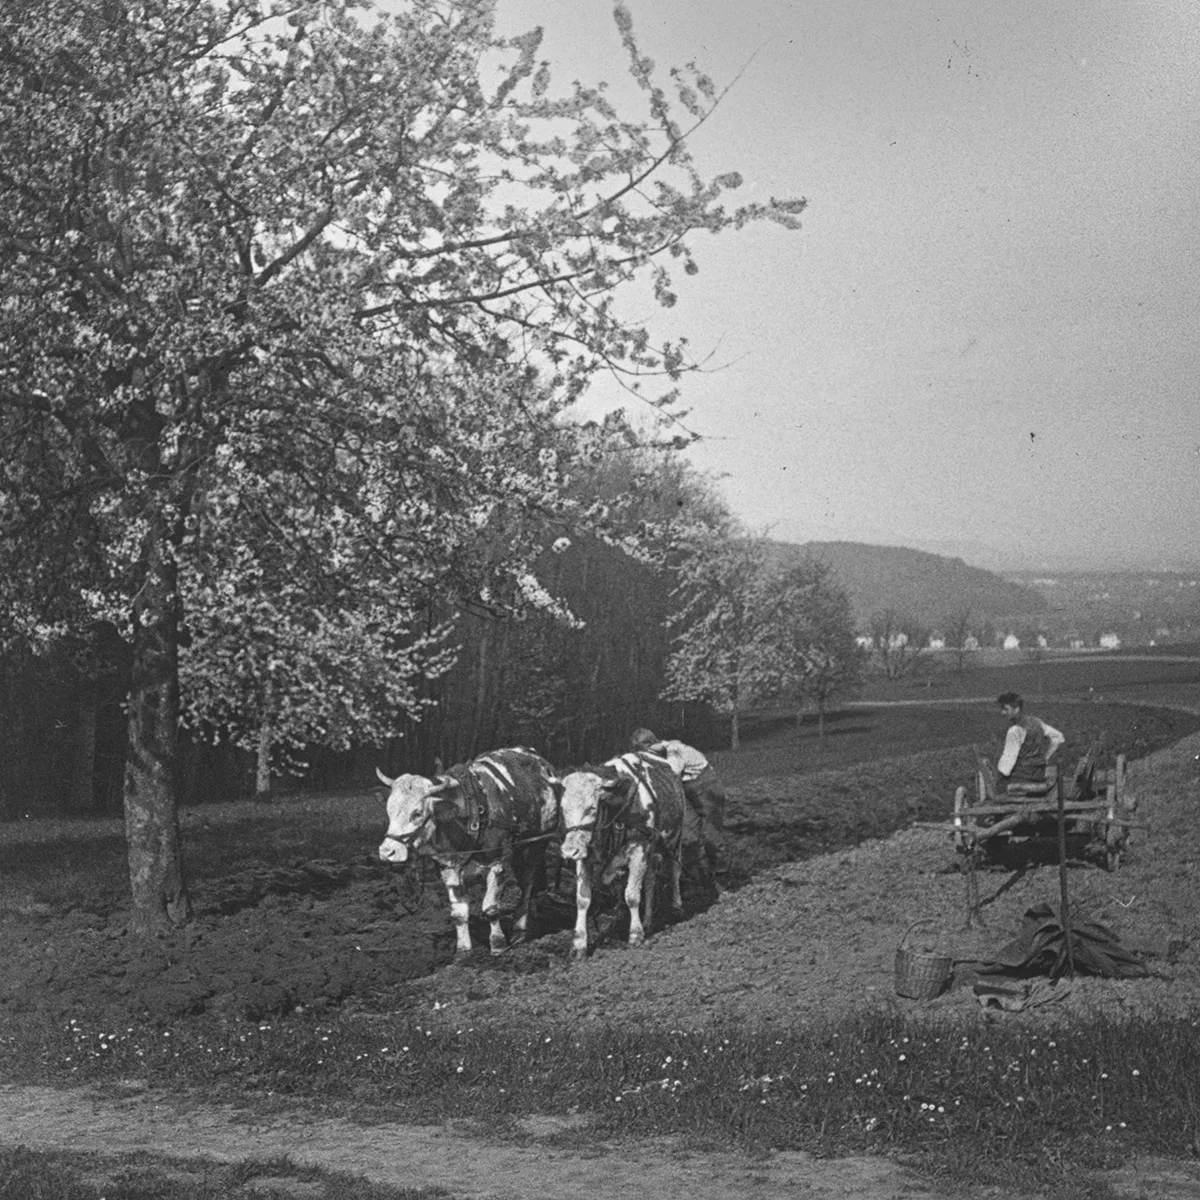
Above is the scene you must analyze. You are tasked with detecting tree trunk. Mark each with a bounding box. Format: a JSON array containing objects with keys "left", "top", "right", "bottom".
[
  {"left": 123, "top": 514, "right": 191, "bottom": 933},
  {"left": 254, "top": 676, "right": 273, "bottom": 800},
  {"left": 0, "top": 658, "right": 14, "bottom": 821},
  {"left": 69, "top": 677, "right": 98, "bottom": 813},
  {"left": 472, "top": 617, "right": 491, "bottom": 756},
  {"left": 730, "top": 708, "right": 740, "bottom": 751},
  {"left": 817, "top": 697, "right": 826, "bottom": 741},
  {"left": 255, "top": 720, "right": 272, "bottom": 800}
]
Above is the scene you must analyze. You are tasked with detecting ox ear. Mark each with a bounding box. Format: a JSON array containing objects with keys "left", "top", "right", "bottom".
[{"left": 375, "top": 767, "right": 396, "bottom": 788}]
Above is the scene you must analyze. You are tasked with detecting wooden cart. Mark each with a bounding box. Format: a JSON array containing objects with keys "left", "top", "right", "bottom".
[{"left": 952, "top": 748, "right": 1136, "bottom": 871}]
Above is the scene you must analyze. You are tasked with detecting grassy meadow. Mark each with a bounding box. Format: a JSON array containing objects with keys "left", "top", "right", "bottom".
[{"left": 3, "top": 1004, "right": 1198, "bottom": 1200}]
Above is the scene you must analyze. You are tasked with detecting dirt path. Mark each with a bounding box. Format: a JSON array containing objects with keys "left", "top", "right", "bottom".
[
  {"left": 0, "top": 1082, "right": 949, "bottom": 1199},
  {"left": 4, "top": 1083, "right": 1200, "bottom": 1199}
]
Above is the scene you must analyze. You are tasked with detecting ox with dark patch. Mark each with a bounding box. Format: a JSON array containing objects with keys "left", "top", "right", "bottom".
[
  {"left": 377, "top": 747, "right": 560, "bottom": 954},
  {"left": 558, "top": 751, "right": 685, "bottom": 959}
]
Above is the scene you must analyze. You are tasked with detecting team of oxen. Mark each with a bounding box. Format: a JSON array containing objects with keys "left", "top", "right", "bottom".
[{"left": 376, "top": 746, "right": 708, "bottom": 959}]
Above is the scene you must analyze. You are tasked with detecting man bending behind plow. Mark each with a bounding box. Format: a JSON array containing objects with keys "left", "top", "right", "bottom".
[{"left": 630, "top": 728, "right": 729, "bottom": 879}]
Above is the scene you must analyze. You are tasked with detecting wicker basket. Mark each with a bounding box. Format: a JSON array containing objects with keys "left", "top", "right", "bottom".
[{"left": 894, "top": 919, "right": 953, "bottom": 1000}]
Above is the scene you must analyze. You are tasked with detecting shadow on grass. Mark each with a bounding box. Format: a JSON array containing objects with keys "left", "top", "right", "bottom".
[{"left": 0, "top": 1146, "right": 450, "bottom": 1200}]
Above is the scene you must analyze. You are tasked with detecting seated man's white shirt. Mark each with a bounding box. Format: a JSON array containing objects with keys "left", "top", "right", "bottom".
[{"left": 997, "top": 720, "right": 1065, "bottom": 777}]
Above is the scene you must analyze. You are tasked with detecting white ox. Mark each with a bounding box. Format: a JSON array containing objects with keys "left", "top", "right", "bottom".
[
  {"left": 559, "top": 751, "right": 685, "bottom": 959},
  {"left": 377, "top": 747, "right": 560, "bottom": 954}
]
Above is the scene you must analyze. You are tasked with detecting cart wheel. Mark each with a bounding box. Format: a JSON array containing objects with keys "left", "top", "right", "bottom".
[{"left": 953, "top": 786, "right": 968, "bottom": 852}]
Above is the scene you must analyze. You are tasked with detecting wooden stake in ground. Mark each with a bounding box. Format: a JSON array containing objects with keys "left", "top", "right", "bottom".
[
  {"left": 1056, "top": 772, "right": 1075, "bottom": 977},
  {"left": 963, "top": 843, "right": 985, "bottom": 929}
]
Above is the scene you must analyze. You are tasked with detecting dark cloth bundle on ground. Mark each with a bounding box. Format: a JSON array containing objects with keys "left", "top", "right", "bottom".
[{"left": 979, "top": 902, "right": 1149, "bottom": 981}]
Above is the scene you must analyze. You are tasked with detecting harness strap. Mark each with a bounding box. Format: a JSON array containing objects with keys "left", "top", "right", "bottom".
[
  {"left": 430, "top": 755, "right": 527, "bottom": 858},
  {"left": 464, "top": 772, "right": 482, "bottom": 836},
  {"left": 383, "top": 810, "right": 433, "bottom": 847},
  {"left": 611, "top": 755, "right": 656, "bottom": 833},
  {"left": 468, "top": 758, "right": 519, "bottom": 840},
  {"left": 613, "top": 753, "right": 683, "bottom": 853},
  {"left": 388, "top": 755, "right": 540, "bottom": 864}
]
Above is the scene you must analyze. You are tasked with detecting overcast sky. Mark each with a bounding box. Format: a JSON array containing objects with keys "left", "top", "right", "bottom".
[{"left": 488, "top": 1, "right": 1200, "bottom": 571}]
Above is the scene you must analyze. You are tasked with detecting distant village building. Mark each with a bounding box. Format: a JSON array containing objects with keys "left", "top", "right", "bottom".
[
  {"left": 927, "top": 635, "right": 946, "bottom": 651},
  {"left": 964, "top": 635, "right": 980, "bottom": 652},
  {"left": 1099, "top": 632, "right": 1122, "bottom": 650},
  {"left": 1002, "top": 633, "right": 1021, "bottom": 651},
  {"left": 1036, "top": 634, "right": 1048, "bottom": 649}
]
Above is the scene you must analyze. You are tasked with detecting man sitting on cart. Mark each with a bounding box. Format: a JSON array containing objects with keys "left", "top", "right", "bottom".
[{"left": 996, "top": 692, "right": 1065, "bottom": 792}]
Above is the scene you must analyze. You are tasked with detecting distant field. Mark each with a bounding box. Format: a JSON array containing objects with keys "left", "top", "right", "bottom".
[
  {"left": 712, "top": 700, "right": 1200, "bottom": 787},
  {"left": 711, "top": 653, "right": 1200, "bottom": 786},
  {"left": 860, "top": 651, "right": 1200, "bottom": 709}
]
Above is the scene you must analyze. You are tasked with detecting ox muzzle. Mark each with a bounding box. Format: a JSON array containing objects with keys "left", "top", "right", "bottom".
[
  {"left": 560, "top": 822, "right": 594, "bottom": 862},
  {"left": 378, "top": 813, "right": 432, "bottom": 864},
  {"left": 378, "top": 837, "right": 410, "bottom": 864}
]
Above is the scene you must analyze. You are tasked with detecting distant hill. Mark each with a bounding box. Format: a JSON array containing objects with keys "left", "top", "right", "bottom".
[{"left": 767, "top": 540, "right": 1049, "bottom": 632}]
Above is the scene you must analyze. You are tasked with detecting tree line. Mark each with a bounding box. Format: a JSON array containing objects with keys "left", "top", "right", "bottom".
[{"left": 1, "top": 452, "right": 861, "bottom": 804}]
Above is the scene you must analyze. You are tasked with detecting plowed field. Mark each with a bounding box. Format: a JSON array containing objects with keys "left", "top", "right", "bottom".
[{"left": 2, "top": 700, "right": 1198, "bottom": 1029}]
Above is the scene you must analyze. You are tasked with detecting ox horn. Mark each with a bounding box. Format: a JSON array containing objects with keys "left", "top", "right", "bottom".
[
  {"left": 425, "top": 774, "right": 459, "bottom": 797},
  {"left": 375, "top": 767, "right": 396, "bottom": 787}
]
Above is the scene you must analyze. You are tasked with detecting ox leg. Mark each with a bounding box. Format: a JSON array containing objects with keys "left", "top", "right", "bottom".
[
  {"left": 643, "top": 849, "right": 660, "bottom": 934},
  {"left": 510, "top": 888, "right": 532, "bottom": 945},
  {"left": 508, "top": 844, "right": 542, "bottom": 945},
  {"left": 669, "top": 849, "right": 684, "bottom": 914},
  {"left": 572, "top": 860, "right": 592, "bottom": 959},
  {"left": 625, "top": 843, "right": 649, "bottom": 947},
  {"left": 481, "top": 859, "right": 508, "bottom": 955},
  {"left": 440, "top": 866, "right": 473, "bottom": 953}
]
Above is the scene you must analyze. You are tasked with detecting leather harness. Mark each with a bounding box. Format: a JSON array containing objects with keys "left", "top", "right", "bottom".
[
  {"left": 395, "top": 752, "right": 557, "bottom": 864},
  {"left": 564, "top": 754, "right": 679, "bottom": 860}
]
